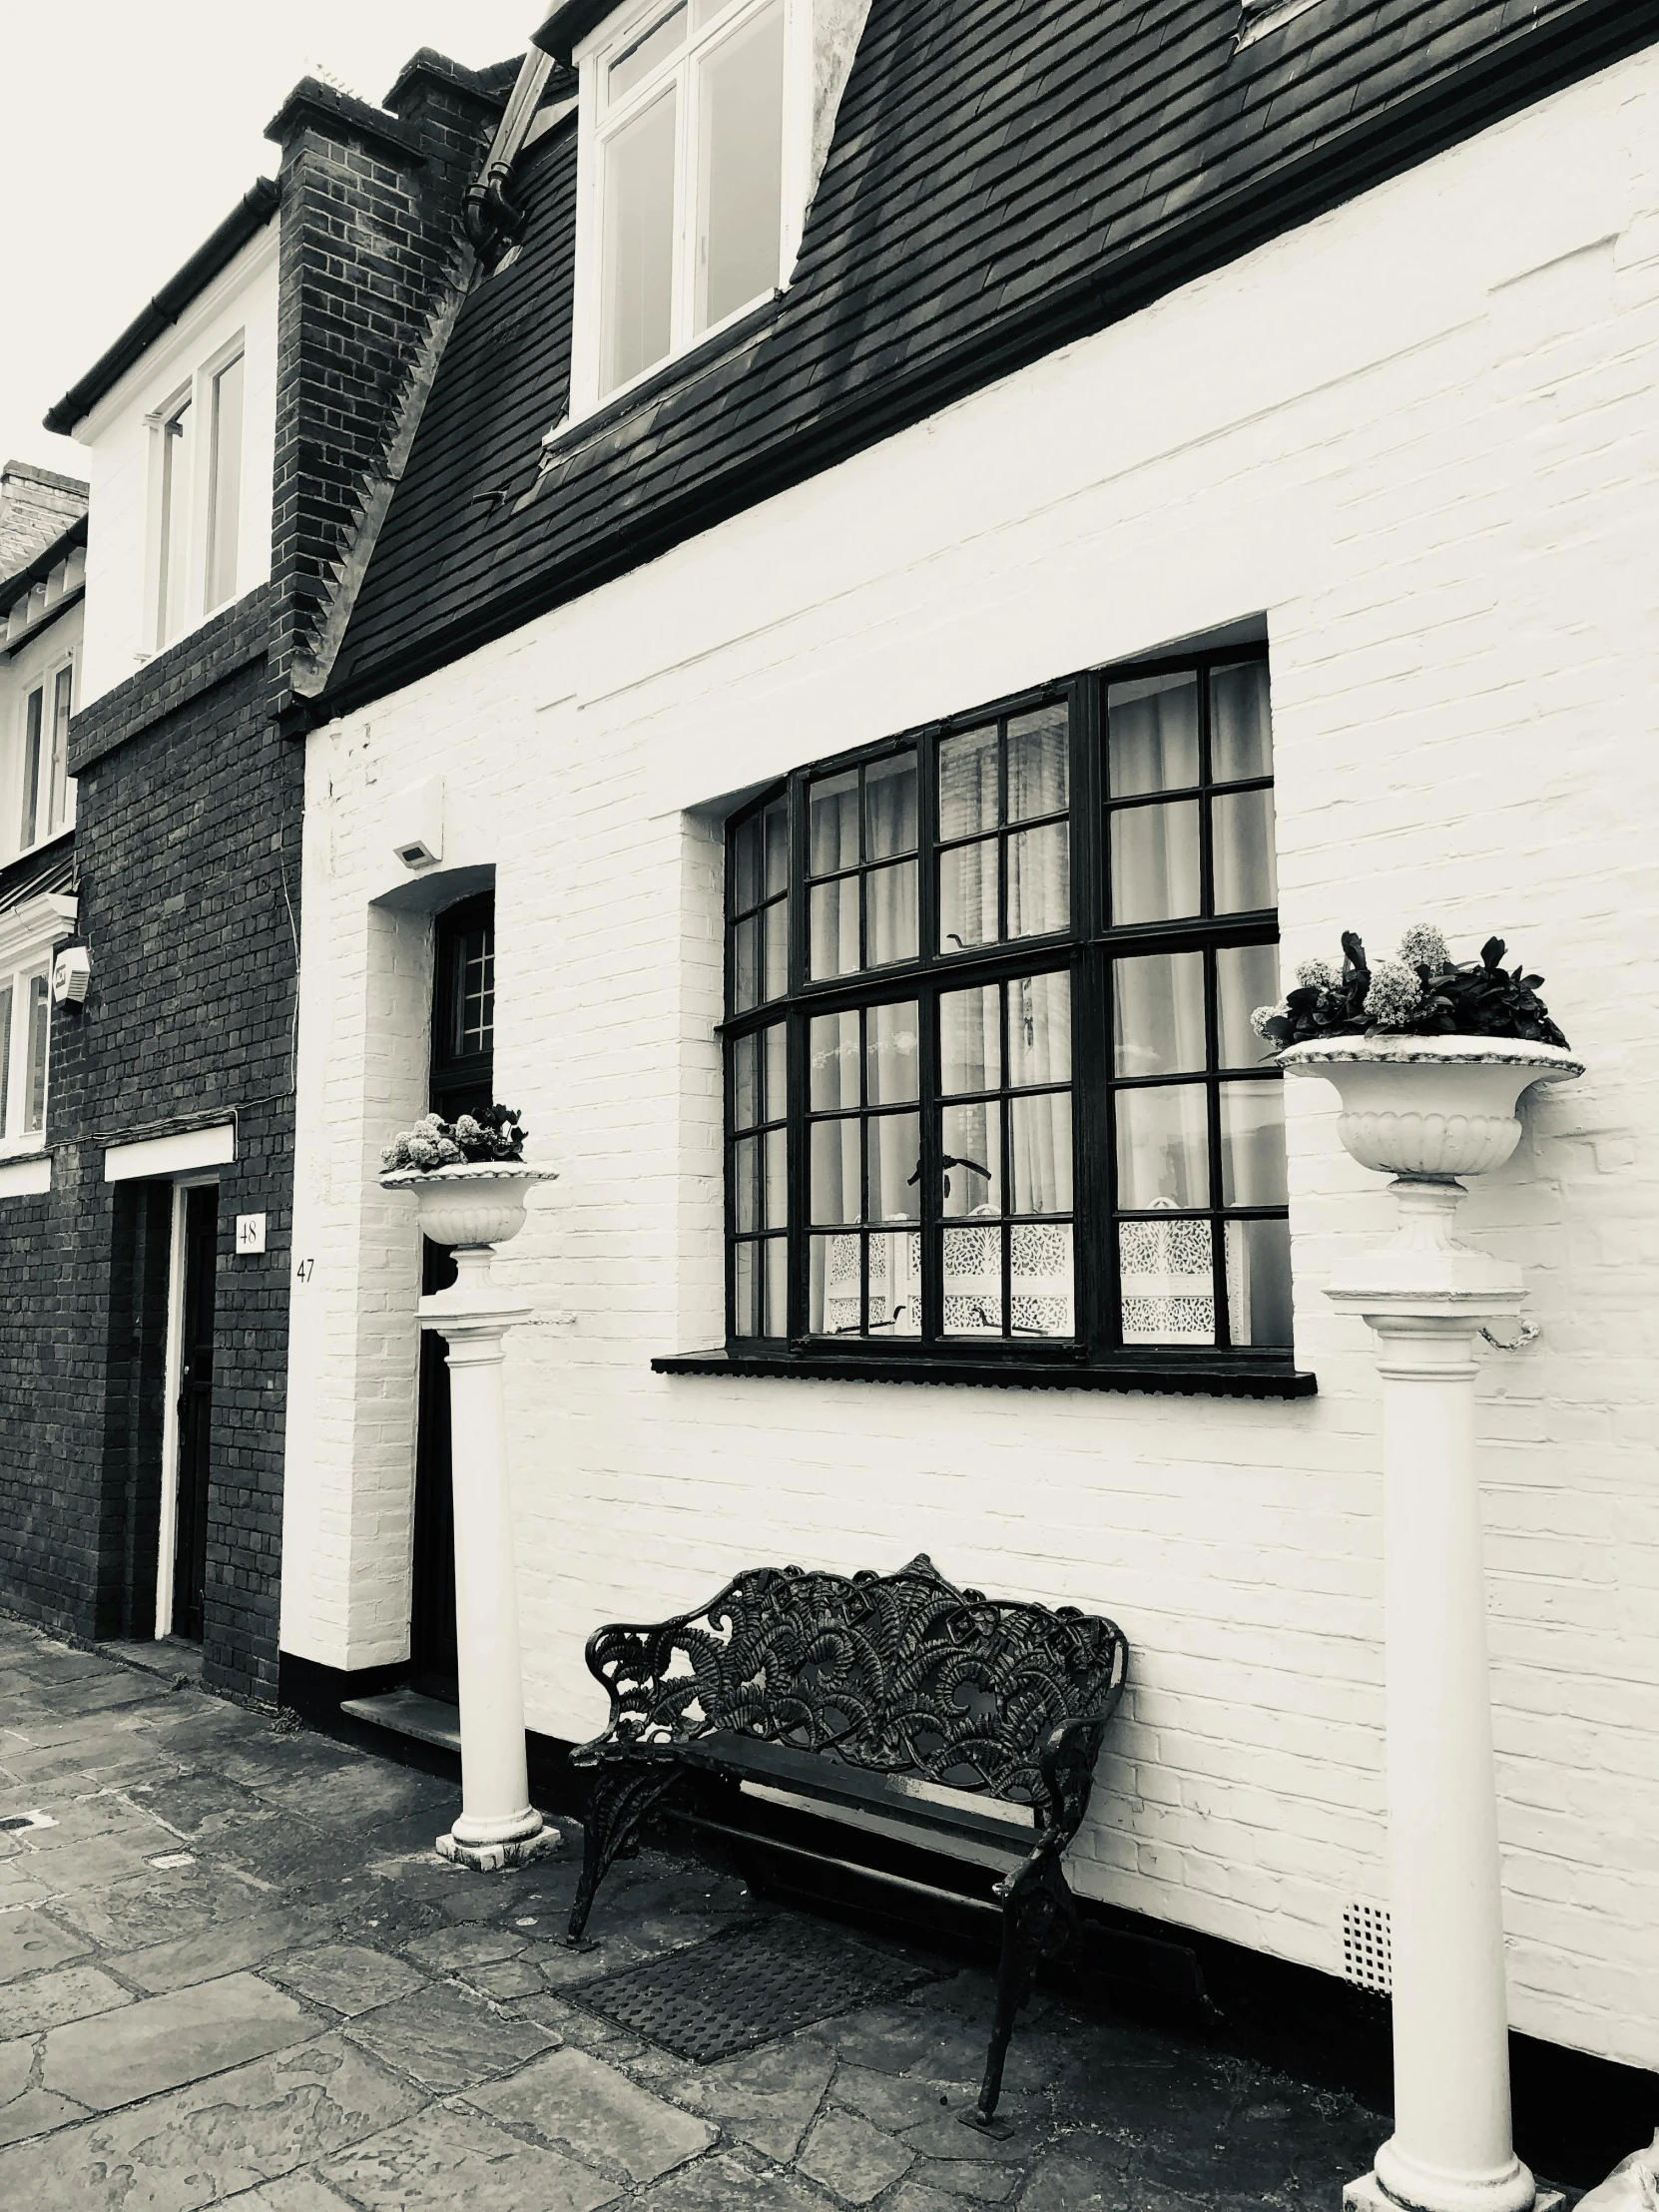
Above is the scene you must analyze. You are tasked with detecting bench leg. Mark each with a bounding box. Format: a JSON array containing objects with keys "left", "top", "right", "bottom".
[
  {"left": 566, "top": 1764, "right": 687, "bottom": 1945},
  {"left": 973, "top": 1849, "right": 1078, "bottom": 2128}
]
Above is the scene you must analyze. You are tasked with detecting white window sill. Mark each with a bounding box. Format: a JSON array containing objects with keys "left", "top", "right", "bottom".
[
  {"left": 0, "top": 1152, "right": 51, "bottom": 1199},
  {"left": 544, "top": 287, "right": 785, "bottom": 463}
]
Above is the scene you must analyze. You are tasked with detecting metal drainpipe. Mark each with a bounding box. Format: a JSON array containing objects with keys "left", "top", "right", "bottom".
[{"left": 463, "top": 48, "right": 557, "bottom": 255}]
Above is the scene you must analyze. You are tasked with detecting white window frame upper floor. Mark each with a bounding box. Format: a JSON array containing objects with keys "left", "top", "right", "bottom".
[
  {"left": 568, "top": 0, "right": 813, "bottom": 420},
  {"left": 8, "top": 644, "right": 76, "bottom": 864},
  {"left": 143, "top": 327, "right": 249, "bottom": 658},
  {"left": 0, "top": 900, "right": 70, "bottom": 1160}
]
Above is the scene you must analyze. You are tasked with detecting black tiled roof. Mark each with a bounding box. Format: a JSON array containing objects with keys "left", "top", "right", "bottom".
[{"left": 324, "top": 0, "right": 1658, "bottom": 717}]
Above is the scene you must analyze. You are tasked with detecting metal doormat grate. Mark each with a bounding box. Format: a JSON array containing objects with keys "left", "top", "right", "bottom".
[{"left": 577, "top": 1916, "right": 946, "bottom": 2063}]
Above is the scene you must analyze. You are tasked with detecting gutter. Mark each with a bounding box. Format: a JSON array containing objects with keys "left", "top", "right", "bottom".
[
  {"left": 464, "top": 47, "right": 559, "bottom": 255},
  {"left": 44, "top": 178, "right": 281, "bottom": 436}
]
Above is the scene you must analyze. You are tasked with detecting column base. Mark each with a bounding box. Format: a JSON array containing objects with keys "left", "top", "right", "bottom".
[
  {"left": 436, "top": 1819, "right": 564, "bottom": 1873},
  {"left": 1346, "top": 2173, "right": 1563, "bottom": 2212}
]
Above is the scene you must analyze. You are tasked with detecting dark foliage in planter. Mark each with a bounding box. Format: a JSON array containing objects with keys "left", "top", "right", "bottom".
[{"left": 1259, "top": 930, "right": 1570, "bottom": 1052}]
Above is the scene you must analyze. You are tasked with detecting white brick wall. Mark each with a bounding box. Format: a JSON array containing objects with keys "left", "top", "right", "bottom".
[{"left": 281, "top": 50, "right": 1659, "bottom": 2070}]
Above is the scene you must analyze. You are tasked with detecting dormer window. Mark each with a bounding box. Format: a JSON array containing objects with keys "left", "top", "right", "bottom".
[
  {"left": 573, "top": 0, "right": 799, "bottom": 410},
  {"left": 147, "top": 335, "right": 247, "bottom": 653}
]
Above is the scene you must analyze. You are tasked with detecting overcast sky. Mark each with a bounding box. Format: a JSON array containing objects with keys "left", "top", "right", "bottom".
[{"left": 1, "top": 2, "right": 540, "bottom": 482}]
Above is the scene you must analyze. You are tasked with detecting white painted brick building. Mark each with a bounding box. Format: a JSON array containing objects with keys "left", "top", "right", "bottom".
[{"left": 279, "top": 19, "right": 1659, "bottom": 2081}]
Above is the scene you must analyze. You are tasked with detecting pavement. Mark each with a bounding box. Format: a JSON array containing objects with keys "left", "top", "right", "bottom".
[{"left": 0, "top": 1613, "right": 1387, "bottom": 2210}]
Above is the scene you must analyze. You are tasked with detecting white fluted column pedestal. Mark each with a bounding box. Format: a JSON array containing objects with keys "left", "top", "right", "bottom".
[
  {"left": 421, "top": 1245, "right": 561, "bottom": 1873},
  {"left": 1331, "top": 1179, "right": 1557, "bottom": 2212}
]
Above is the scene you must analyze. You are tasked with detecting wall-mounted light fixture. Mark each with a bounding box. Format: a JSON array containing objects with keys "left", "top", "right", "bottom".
[{"left": 391, "top": 777, "right": 445, "bottom": 870}]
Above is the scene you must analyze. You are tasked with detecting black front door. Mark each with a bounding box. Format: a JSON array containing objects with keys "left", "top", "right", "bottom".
[
  {"left": 172, "top": 1184, "right": 220, "bottom": 1642},
  {"left": 409, "top": 893, "right": 494, "bottom": 1702}
]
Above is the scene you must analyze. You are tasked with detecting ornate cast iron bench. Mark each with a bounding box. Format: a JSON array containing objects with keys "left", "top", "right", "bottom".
[{"left": 566, "top": 1553, "right": 1129, "bottom": 2126}]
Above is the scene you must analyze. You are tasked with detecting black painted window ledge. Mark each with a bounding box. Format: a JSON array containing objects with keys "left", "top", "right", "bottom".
[{"left": 652, "top": 1350, "right": 1317, "bottom": 1399}]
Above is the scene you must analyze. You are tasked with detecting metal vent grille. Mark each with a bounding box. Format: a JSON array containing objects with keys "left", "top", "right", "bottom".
[
  {"left": 577, "top": 1916, "right": 944, "bottom": 2063},
  {"left": 1342, "top": 1903, "right": 1391, "bottom": 1994}
]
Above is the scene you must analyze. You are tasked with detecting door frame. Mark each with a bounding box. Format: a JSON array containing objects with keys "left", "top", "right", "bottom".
[{"left": 154, "top": 1172, "right": 220, "bottom": 1639}]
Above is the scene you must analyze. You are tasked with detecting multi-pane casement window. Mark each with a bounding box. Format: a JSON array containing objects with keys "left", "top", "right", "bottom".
[
  {"left": 0, "top": 958, "right": 51, "bottom": 1150},
  {"left": 150, "top": 341, "right": 246, "bottom": 651},
  {"left": 722, "top": 649, "right": 1299, "bottom": 1382},
  {"left": 576, "top": 0, "right": 796, "bottom": 408},
  {"left": 17, "top": 662, "right": 74, "bottom": 853}
]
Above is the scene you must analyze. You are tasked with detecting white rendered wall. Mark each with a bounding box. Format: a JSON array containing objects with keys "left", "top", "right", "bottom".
[
  {"left": 73, "top": 223, "right": 278, "bottom": 710},
  {"left": 283, "top": 51, "right": 1659, "bottom": 2069}
]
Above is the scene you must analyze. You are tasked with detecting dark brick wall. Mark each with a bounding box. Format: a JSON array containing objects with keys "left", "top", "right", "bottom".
[{"left": 0, "top": 601, "right": 301, "bottom": 1699}]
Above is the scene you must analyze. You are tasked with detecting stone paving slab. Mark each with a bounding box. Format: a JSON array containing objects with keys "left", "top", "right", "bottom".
[{"left": 0, "top": 1617, "right": 1407, "bottom": 2211}]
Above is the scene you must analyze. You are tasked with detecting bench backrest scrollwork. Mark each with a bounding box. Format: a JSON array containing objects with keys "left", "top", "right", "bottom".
[{"left": 583, "top": 1553, "right": 1128, "bottom": 1829}]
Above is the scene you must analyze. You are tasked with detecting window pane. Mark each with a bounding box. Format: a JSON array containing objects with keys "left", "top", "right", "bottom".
[
  {"left": 764, "top": 1236, "right": 789, "bottom": 1337},
  {"left": 1120, "top": 1216, "right": 1215, "bottom": 1346},
  {"left": 735, "top": 1239, "right": 758, "bottom": 1337},
  {"left": 1217, "top": 942, "right": 1281, "bottom": 1068},
  {"left": 811, "top": 1118, "right": 860, "bottom": 1225},
  {"left": 1110, "top": 800, "right": 1200, "bottom": 925},
  {"left": 866, "top": 1000, "right": 919, "bottom": 1105},
  {"left": 942, "top": 1101, "right": 1000, "bottom": 1217},
  {"left": 609, "top": 1, "right": 686, "bottom": 101},
  {"left": 939, "top": 724, "right": 998, "bottom": 838},
  {"left": 49, "top": 665, "right": 73, "bottom": 835},
  {"left": 1213, "top": 788, "right": 1278, "bottom": 914},
  {"left": 0, "top": 984, "right": 11, "bottom": 1138},
  {"left": 1211, "top": 660, "right": 1272, "bottom": 782},
  {"left": 864, "top": 752, "right": 917, "bottom": 859},
  {"left": 811, "top": 1232, "right": 861, "bottom": 1334},
  {"left": 1227, "top": 1217, "right": 1293, "bottom": 1347},
  {"left": 1220, "top": 1081, "right": 1288, "bottom": 1208},
  {"left": 868, "top": 1112, "right": 920, "bottom": 1223},
  {"left": 735, "top": 1135, "right": 761, "bottom": 1232},
  {"left": 809, "top": 770, "right": 858, "bottom": 875},
  {"left": 732, "top": 914, "right": 759, "bottom": 1011},
  {"left": 1010, "top": 1093, "right": 1072, "bottom": 1214},
  {"left": 206, "top": 351, "right": 244, "bottom": 610},
  {"left": 1114, "top": 951, "right": 1205, "bottom": 1078},
  {"left": 1008, "top": 971, "right": 1071, "bottom": 1088},
  {"left": 25, "top": 973, "right": 49, "bottom": 1133},
  {"left": 943, "top": 1225, "right": 1002, "bottom": 1337},
  {"left": 764, "top": 897, "right": 788, "bottom": 1001},
  {"left": 864, "top": 861, "right": 917, "bottom": 967},
  {"left": 766, "top": 1127, "right": 788, "bottom": 1229},
  {"left": 733, "top": 813, "right": 761, "bottom": 910},
  {"left": 159, "top": 397, "right": 192, "bottom": 647},
  {"left": 939, "top": 838, "right": 998, "bottom": 953},
  {"left": 764, "top": 797, "right": 789, "bottom": 895},
  {"left": 810, "top": 1009, "right": 860, "bottom": 1111},
  {"left": 696, "top": 0, "right": 785, "bottom": 332},
  {"left": 601, "top": 87, "right": 677, "bottom": 396},
  {"left": 1108, "top": 672, "right": 1199, "bottom": 796},
  {"left": 808, "top": 878, "right": 858, "bottom": 981},
  {"left": 1117, "top": 1084, "right": 1209, "bottom": 1209},
  {"left": 734, "top": 1031, "right": 759, "bottom": 1128},
  {"left": 868, "top": 1230, "right": 921, "bottom": 1336},
  {"left": 1006, "top": 705, "right": 1068, "bottom": 822},
  {"left": 1012, "top": 1222, "right": 1074, "bottom": 1338},
  {"left": 19, "top": 689, "right": 42, "bottom": 847},
  {"left": 940, "top": 985, "right": 999, "bottom": 1097},
  {"left": 1007, "top": 822, "right": 1068, "bottom": 938},
  {"left": 765, "top": 1020, "right": 787, "bottom": 1117}
]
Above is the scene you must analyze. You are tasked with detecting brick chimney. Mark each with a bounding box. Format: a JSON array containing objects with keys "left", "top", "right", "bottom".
[
  {"left": 0, "top": 460, "right": 89, "bottom": 587},
  {"left": 263, "top": 54, "right": 511, "bottom": 723}
]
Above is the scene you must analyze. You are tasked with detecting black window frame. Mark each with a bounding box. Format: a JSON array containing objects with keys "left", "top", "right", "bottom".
[
  {"left": 708, "top": 646, "right": 1312, "bottom": 1396},
  {"left": 430, "top": 891, "right": 496, "bottom": 1123}
]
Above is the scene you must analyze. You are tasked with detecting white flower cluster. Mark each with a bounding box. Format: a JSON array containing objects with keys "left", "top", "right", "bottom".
[
  {"left": 1363, "top": 957, "right": 1427, "bottom": 1029},
  {"left": 1397, "top": 921, "right": 1450, "bottom": 973},
  {"left": 381, "top": 1113, "right": 465, "bottom": 1173},
  {"left": 1251, "top": 1002, "right": 1287, "bottom": 1040},
  {"left": 1295, "top": 957, "right": 1339, "bottom": 993}
]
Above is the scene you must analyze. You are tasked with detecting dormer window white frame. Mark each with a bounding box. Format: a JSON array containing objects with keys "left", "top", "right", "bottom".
[
  {"left": 569, "top": 0, "right": 811, "bottom": 418},
  {"left": 144, "top": 329, "right": 248, "bottom": 655}
]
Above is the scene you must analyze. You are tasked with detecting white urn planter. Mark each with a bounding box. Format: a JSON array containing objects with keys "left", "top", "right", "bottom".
[
  {"left": 1282, "top": 1035, "right": 1581, "bottom": 2212},
  {"left": 381, "top": 1161, "right": 560, "bottom": 1872}
]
